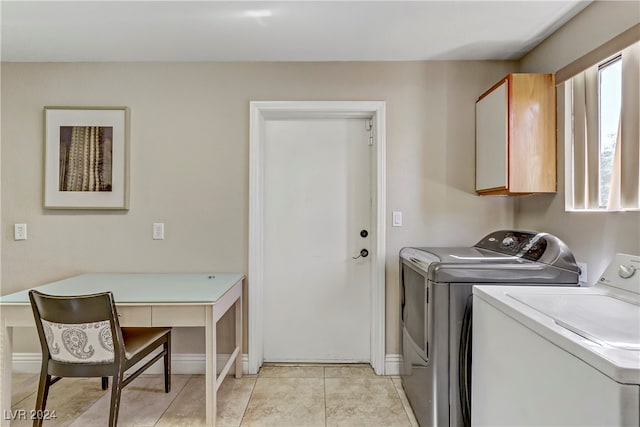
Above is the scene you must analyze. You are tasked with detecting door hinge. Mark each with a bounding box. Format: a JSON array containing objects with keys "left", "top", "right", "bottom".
[{"left": 366, "top": 119, "right": 374, "bottom": 146}]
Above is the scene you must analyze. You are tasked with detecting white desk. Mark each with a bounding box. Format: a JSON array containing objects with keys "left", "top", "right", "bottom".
[{"left": 0, "top": 273, "right": 244, "bottom": 426}]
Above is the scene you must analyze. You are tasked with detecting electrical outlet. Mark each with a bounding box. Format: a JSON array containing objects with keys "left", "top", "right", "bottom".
[
  {"left": 153, "top": 223, "right": 165, "bottom": 240},
  {"left": 14, "top": 223, "right": 27, "bottom": 241},
  {"left": 577, "top": 262, "right": 587, "bottom": 283}
]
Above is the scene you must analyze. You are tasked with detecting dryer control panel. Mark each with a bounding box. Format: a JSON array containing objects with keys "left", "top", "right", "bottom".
[
  {"left": 475, "top": 230, "right": 544, "bottom": 258},
  {"left": 474, "top": 230, "right": 578, "bottom": 273}
]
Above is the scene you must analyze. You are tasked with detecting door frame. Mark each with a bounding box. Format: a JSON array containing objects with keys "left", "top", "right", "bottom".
[{"left": 248, "top": 101, "right": 386, "bottom": 375}]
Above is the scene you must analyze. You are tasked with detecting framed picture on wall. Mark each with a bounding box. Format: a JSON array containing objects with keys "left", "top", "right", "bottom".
[{"left": 44, "top": 106, "right": 129, "bottom": 209}]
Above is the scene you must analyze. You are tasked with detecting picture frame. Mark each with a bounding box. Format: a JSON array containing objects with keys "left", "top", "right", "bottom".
[{"left": 44, "top": 106, "right": 129, "bottom": 209}]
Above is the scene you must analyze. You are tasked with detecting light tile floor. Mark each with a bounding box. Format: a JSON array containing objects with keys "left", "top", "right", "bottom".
[{"left": 10, "top": 364, "right": 419, "bottom": 427}]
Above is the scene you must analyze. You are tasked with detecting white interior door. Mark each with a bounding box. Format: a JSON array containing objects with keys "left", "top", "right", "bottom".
[{"left": 263, "top": 118, "right": 372, "bottom": 362}]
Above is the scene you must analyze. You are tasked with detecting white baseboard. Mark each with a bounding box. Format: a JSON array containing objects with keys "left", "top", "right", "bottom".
[
  {"left": 384, "top": 354, "right": 403, "bottom": 376},
  {"left": 14, "top": 353, "right": 400, "bottom": 376},
  {"left": 11, "top": 353, "right": 42, "bottom": 374},
  {"left": 12, "top": 353, "right": 250, "bottom": 375}
]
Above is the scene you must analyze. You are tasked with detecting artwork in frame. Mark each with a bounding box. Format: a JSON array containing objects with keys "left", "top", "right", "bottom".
[{"left": 44, "top": 106, "right": 129, "bottom": 209}]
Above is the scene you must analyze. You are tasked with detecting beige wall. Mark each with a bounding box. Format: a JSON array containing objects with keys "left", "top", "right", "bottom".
[
  {"left": 516, "top": 1, "right": 640, "bottom": 280},
  {"left": 520, "top": 1, "right": 639, "bottom": 74},
  {"left": 5, "top": 0, "right": 637, "bottom": 362},
  {"left": 1, "top": 61, "right": 517, "bottom": 356}
]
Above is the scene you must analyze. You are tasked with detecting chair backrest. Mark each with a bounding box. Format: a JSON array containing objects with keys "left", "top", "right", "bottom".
[{"left": 29, "top": 290, "right": 124, "bottom": 364}]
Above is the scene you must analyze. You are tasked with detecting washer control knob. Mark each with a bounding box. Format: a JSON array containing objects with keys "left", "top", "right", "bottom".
[
  {"left": 502, "top": 236, "right": 516, "bottom": 247},
  {"left": 619, "top": 264, "right": 636, "bottom": 279}
]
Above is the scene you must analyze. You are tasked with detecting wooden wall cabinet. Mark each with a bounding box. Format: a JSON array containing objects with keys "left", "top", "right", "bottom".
[{"left": 475, "top": 73, "right": 556, "bottom": 195}]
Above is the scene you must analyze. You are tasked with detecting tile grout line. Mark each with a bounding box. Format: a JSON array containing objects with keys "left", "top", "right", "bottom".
[
  {"left": 11, "top": 373, "right": 39, "bottom": 409},
  {"left": 153, "top": 374, "right": 193, "bottom": 427},
  {"left": 323, "top": 366, "right": 328, "bottom": 427},
  {"left": 238, "top": 372, "right": 259, "bottom": 427},
  {"left": 390, "top": 377, "right": 415, "bottom": 427}
]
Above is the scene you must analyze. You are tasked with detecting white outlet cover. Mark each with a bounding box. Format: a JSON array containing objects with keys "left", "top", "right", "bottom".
[
  {"left": 577, "top": 262, "right": 587, "bottom": 283},
  {"left": 14, "top": 223, "right": 27, "bottom": 241},
  {"left": 153, "top": 223, "right": 165, "bottom": 240}
]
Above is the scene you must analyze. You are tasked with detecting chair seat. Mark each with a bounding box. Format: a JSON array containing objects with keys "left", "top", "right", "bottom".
[{"left": 122, "top": 327, "right": 171, "bottom": 360}]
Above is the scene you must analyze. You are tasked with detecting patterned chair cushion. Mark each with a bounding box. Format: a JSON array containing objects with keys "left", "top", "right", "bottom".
[{"left": 41, "top": 319, "right": 114, "bottom": 363}]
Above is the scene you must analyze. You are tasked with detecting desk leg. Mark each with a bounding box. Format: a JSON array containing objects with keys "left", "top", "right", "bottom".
[
  {"left": 235, "top": 294, "right": 242, "bottom": 379},
  {"left": 205, "top": 306, "right": 216, "bottom": 427},
  {"left": 1, "top": 323, "right": 13, "bottom": 427}
]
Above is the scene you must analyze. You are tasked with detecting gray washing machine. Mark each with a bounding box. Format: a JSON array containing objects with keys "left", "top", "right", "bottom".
[{"left": 400, "top": 230, "right": 580, "bottom": 427}]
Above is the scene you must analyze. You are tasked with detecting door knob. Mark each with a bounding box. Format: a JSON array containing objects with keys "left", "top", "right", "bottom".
[{"left": 353, "top": 249, "right": 369, "bottom": 259}]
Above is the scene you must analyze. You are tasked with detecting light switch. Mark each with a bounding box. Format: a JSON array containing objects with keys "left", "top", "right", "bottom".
[
  {"left": 153, "top": 223, "right": 165, "bottom": 240},
  {"left": 392, "top": 211, "right": 403, "bottom": 227},
  {"left": 14, "top": 223, "right": 27, "bottom": 240}
]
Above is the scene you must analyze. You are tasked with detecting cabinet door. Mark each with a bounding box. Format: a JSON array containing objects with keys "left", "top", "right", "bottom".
[
  {"left": 509, "top": 74, "right": 556, "bottom": 193},
  {"left": 476, "top": 80, "right": 508, "bottom": 192}
]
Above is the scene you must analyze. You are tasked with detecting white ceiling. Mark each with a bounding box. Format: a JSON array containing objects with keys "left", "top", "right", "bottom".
[{"left": 1, "top": 1, "right": 591, "bottom": 62}]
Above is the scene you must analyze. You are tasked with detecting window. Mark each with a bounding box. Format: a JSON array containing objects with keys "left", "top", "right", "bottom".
[
  {"left": 598, "top": 56, "right": 621, "bottom": 208},
  {"left": 565, "top": 41, "right": 640, "bottom": 212}
]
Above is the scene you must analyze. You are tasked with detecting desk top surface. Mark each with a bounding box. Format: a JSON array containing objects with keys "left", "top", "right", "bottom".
[{"left": 0, "top": 273, "right": 244, "bottom": 305}]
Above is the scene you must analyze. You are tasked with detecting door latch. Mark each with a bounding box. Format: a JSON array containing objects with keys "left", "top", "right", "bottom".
[{"left": 352, "top": 249, "right": 369, "bottom": 259}]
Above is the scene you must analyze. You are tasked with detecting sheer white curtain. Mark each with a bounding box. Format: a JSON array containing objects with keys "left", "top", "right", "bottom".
[
  {"left": 570, "top": 66, "right": 598, "bottom": 209},
  {"left": 568, "top": 41, "right": 640, "bottom": 211},
  {"left": 616, "top": 42, "right": 640, "bottom": 209}
]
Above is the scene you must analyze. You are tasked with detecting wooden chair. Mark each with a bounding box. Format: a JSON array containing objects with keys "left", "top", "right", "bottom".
[{"left": 29, "top": 290, "right": 171, "bottom": 427}]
